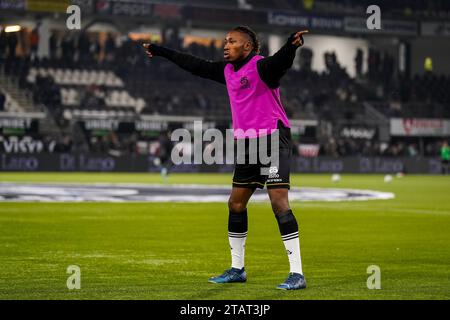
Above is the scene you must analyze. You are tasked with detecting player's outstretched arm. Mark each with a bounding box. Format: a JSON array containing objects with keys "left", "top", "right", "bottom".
[
  {"left": 143, "top": 43, "right": 226, "bottom": 85},
  {"left": 257, "top": 30, "right": 309, "bottom": 88}
]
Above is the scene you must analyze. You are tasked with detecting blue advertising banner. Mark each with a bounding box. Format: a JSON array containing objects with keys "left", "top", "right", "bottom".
[
  {"left": 344, "top": 17, "right": 418, "bottom": 36},
  {"left": 0, "top": 0, "right": 25, "bottom": 10},
  {"left": 0, "top": 154, "right": 443, "bottom": 174},
  {"left": 267, "top": 11, "right": 344, "bottom": 31}
]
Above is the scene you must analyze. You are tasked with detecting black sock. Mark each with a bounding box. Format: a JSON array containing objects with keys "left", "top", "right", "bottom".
[
  {"left": 275, "top": 209, "right": 298, "bottom": 238},
  {"left": 228, "top": 209, "right": 248, "bottom": 234}
]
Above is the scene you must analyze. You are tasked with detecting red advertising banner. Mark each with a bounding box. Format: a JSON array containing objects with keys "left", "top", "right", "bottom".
[
  {"left": 298, "top": 144, "right": 320, "bottom": 157},
  {"left": 390, "top": 118, "right": 450, "bottom": 136}
]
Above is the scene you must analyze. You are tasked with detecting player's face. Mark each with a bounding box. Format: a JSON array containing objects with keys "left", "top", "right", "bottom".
[{"left": 223, "top": 31, "right": 251, "bottom": 62}]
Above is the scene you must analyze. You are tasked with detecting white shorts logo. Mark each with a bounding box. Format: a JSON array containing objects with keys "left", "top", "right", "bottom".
[{"left": 268, "top": 166, "right": 279, "bottom": 179}]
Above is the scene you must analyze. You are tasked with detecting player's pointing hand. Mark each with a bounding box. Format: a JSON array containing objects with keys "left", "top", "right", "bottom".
[
  {"left": 142, "top": 43, "right": 154, "bottom": 58},
  {"left": 290, "top": 30, "right": 309, "bottom": 47}
]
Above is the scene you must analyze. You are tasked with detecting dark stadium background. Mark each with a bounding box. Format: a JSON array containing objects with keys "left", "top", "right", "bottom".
[
  {"left": 0, "top": 0, "right": 449, "bottom": 174},
  {"left": 0, "top": 0, "right": 450, "bottom": 303}
]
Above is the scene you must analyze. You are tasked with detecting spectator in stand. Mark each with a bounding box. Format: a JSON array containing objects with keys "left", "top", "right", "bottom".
[
  {"left": 90, "top": 136, "right": 109, "bottom": 154},
  {"left": 107, "top": 132, "right": 122, "bottom": 156},
  {"left": 54, "top": 135, "right": 73, "bottom": 153},
  {"left": 104, "top": 33, "right": 116, "bottom": 62},
  {"left": 78, "top": 32, "right": 91, "bottom": 64},
  {"left": 49, "top": 31, "right": 58, "bottom": 60},
  {"left": 196, "top": 93, "right": 209, "bottom": 112},
  {"left": 299, "top": 47, "right": 313, "bottom": 72},
  {"left": 61, "top": 34, "right": 74, "bottom": 66},
  {"left": 81, "top": 85, "right": 105, "bottom": 109},
  {"left": 6, "top": 31, "right": 18, "bottom": 63},
  {"left": 441, "top": 140, "right": 450, "bottom": 175},
  {"left": 0, "top": 29, "right": 6, "bottom": 63},
  {"left": 29, "top": 26, "right": 40, "bottom": 61},
  {"left": 157, "top": 131, "right": 173, "bottom": 177},
  {"left": 368, "top": 48, "right": 380, "bottom": 80},
  {"left": 324, "top": 51, "right": 333, "bottom": 73},
  {"left": 355, "top": 48, "right": 363, "bottom": 78},
  {"left": 0, "top": 90, "right": 5, "bottom": 111},
  {"left": 407, "top": 144, "right": 419, "bottom": 157},
  {"left": 89, "top": 34, "right": 101, "bottom": 65}
]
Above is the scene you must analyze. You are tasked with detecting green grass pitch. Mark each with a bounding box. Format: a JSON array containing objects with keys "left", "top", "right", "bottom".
[{"left": 0, "top": 172, "right": 449, "bottom": 300}]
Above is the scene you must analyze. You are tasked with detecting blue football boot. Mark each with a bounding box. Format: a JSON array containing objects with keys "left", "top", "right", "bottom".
[
  {"left": 276, "top": 272, "right": 306, "bottom": 290},
  {"left": 208, "top": 267, "right": 247, "bottom": 284}
]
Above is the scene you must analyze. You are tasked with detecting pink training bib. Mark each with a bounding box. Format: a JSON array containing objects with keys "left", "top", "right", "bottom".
[{"left": 224, "top": 55, "right": 291, "bottom": 139}]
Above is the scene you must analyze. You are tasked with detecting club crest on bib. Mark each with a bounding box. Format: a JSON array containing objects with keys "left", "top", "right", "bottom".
[{"left": 240, "top": 76, "right": 250, "bottom": 89}]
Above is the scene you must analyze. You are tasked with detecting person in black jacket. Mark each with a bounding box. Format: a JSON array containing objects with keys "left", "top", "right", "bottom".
[
  {"left": 143, "top": 26, "right": 309, "bottom": 290},
  {"left": 0, "top": 91, "right": 6, "bottom": 111}
]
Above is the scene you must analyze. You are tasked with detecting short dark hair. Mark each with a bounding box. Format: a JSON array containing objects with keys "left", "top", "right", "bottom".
[{"left": 232, "top": 26, "right": 260, "bottom": 54}]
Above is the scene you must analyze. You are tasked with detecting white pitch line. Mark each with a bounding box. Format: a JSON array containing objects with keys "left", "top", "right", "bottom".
[{"left": 0, "top": 182, "right": 395, "bottom": 203}]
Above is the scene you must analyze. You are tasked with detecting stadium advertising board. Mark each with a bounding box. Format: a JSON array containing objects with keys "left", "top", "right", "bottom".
[
  {"left": 81, "top": 119, "right": 120, "bottom": 131},
  {"left": 152, "top": 3, "right": 182, "bottom": 20},
  {"left": 79, "top": 119, "right": 179, "bottom": 133},
  {"left": 0, "top": 117, "right": 39, "bottom": 135},
  {"left": 70, "top": 0, "right": 94, "bottom": 14},
  {"left": 95, "top": 0, "right": 152, "bottom": 17},
  {"left": 135, "top": 120, "right": 168, "bottom": 132},
  {"left": 0, "top": 0, "right": 25, "bottom": 10},
  {"left": 111, "top": 1, "right": 151, "bottom": 16},
  {"left": 267, "top": 12, "right": 343, "bottom": 31},
  {"left": 421, "top": 22, "right": 450, "bottom": 37},
  {"left": 183, "top": 6, "right": 266, "bottom": 25},
  {"left": 94, "top": 0, "right": 110, "bottom": 14},
  {"left": 0, "top": 136, "right": 52, "bottom": 154},
  {"left": 289, "top": 119, "right": 318, "bottom": 138},
  {"left": 26, "top": 0, "right": 70, "bottom": 12},
  {"left": 0, "top": 154, "right": 443, "bottom": 174},
  {"left": 344, "top": 17, "right": 418, "bottom": 36},
  {"left": 390, "top": 118, "right": 450, "bottom": 136},
  {"left": 340, "top": 126, "right": 377, "bottom": 140},
  {"left": 0, "top": 153, "right": 156, "bottom": 172},
  {"left": 298, "top": 144, "right": 320, "bottom": 157},
  {"left": 293, "top": 157, "right": 442, "bottom": 174}
]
